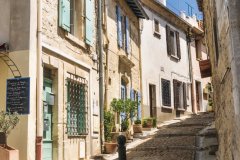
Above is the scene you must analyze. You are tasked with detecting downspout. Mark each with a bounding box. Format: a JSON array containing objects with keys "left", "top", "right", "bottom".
[
  {"left": 97, "top": 0, "right": 105, "bottom": 153},
  {"left": 187, "top": 28, "right": 196, "bottom": 114},
  {"left": 103, "top": 0, "right": 110, "bottom": 111},
  {"left": 36, "top": 0, "right": 43, "bottom": 159}
]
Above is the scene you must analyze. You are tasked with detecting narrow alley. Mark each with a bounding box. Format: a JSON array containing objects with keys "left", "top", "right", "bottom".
[{"left": 126, "top": 112, "right": 217, "bottom": 160}]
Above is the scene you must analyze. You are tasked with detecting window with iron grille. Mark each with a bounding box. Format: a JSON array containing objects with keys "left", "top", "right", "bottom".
[
  {"left": 67, "top": 74, "right": 88, "bottom": 136},
  {"left": 161, "top": 79, "right": 171, "bottom": 106}
]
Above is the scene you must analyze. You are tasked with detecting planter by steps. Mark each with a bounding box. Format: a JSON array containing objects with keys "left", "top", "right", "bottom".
[
  {"left": 104, "top": 142, "right": 118, "bottom": 154},
  {"left": 0, "top": 145, "right": 19, "bottom": 160},
  {"left": 133, "top": 124, "right": 143, "bottom": 133}
]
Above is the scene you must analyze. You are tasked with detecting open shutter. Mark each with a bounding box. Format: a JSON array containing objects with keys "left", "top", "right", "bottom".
[
  {"left": 85, "top": 0, "right": 94, "bottom": 45},
  {"left": 125, "top": 17, "right": 131, "bottom": 54},
  {"left": 59, "top": 0, "right": 71, "bottom": 32},
  {"left": 130, "top": 88, "right": 134, "bottom": 121},
  {"left": 116, "top": 6, "right": 123, "bottom": 48},
  {"left": 183, "top": 82, "right": 187, "bottom": 109},
  {"left": 166, "top": 25, "right": 171, "bottom": 56},
  {"left": 173, "top": 80, "right": 179, "bottom": 109},
  {"left": 137, "top": 92, "right": 141, "bottom": 120},
  {"left": 176, "top": 31, "right": 181, "bottom": 59}
]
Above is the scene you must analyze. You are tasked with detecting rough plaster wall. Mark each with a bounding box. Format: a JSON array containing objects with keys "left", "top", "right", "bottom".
[
  {"left": 202, "top": 0, "right": 240, "bottom": 159},
  {"left": 42, "top": 0, "right": 100, "bottom": 158},
  {"left": 0, "top": 0, "right": 10, "bottom": 44},
  {"left": 10, "top": 0, "right": 30, "bottom": 51},
  {"left": 106, "top": 0, "right": 141, "bottom": 107}
]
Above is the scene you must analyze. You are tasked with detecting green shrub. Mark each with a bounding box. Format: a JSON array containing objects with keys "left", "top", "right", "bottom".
[
  {"left": 134, "top": 119, "right": 141, "bottom": 124},
  {"left": 104, "top": 111, "right": 114, "bottom": 142}
]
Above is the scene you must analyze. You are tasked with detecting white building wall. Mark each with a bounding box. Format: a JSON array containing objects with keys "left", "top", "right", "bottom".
[{"left": 141, "top": 7, "right": 192, "bottom": 121}]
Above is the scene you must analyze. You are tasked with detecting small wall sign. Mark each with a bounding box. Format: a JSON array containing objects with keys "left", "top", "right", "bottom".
[{"left": 6, "top": 77, "right": 30, "bottom": 114}]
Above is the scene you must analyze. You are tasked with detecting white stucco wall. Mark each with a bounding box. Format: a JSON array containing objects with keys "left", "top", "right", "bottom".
[{"left": 141, "top": 7, "right": 192, "bottom": 120}]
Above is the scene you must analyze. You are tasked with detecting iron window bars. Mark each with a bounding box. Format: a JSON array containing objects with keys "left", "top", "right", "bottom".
[{"left": 66, "top": 73, "right": 88, "bottom": 136}]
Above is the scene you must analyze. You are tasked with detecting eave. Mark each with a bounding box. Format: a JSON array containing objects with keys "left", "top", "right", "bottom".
[{"left": 126, "top": 0, "right": 149, "bottom": 19}]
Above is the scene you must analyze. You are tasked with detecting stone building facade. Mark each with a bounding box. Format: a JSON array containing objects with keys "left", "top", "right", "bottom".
[
  {"left": 197, "top": 0, "right": 240, "bottom": 159},
  {"left": 0, "top": 0, "right": 100, "bottom": 159},
  {"left": 140, "top": 0, "right": 210, "bottom": 122},
  {"left": 103, "top": 0, "right": 147, "bottom": 129}
]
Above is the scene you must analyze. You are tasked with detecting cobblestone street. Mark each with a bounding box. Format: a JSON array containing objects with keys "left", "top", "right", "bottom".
[{"left": 126, "top": 112, "right": 217, "bottom": 160}]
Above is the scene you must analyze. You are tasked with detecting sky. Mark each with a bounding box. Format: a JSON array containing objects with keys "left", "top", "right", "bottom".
[{"left": 166, "top": 0, "right": 203, "bottom": 20}]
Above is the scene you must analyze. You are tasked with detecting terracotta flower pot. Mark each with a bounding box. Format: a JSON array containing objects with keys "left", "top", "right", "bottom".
[
  {"left": 133, "top": 124, "right": 143, "bottom": 133},
  {"left": 0, "top": 145, "right": 19, "bottom": 160},
  {"left": 104, "top": 142, "right": 118, "bottom": 154}
]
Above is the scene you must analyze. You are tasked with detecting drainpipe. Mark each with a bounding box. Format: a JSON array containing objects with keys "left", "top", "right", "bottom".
[
  {"left": 36, "top": 0, "right": 43, "bottom": 159},
  {"left": 98, "top": 0, "right": 105, "bottom": 153},
  {"left": 187, "top": 28, "right": 196, "bottom": 114}
]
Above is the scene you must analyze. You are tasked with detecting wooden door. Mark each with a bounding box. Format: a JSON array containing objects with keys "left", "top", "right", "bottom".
[{"left": 149, "top": 85, "right": 157, "bottom": 118}]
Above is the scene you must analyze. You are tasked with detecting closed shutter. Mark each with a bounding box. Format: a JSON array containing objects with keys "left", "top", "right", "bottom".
[
  {"left": 116, "top": 6, "right": 123, "bottom": 48},
  {"left": 173, "top": 80, "right": 180, "bottom": 109},
  {"left": 166, "top": 25, "right": 171, "bottom": 56},
  {"left": 85, "top": 0, "right": 94, "bottom": 46},
  {"left": 176, "top": 31, "right": 181, "bottom": 59},
  {"left": 59, "top": 0, "right": 71, "bottom": 32},
  {"left": 125, "top": 17, "right": 131, "bottom": 54},
  {"left": 137, "top": 92, "right": 141, "bottom": 119},
  {"left": 173, "top": 80, "right": 177, "bottom": 108},
  {"left": 183, "top": 82, "right": 187, "bottom": 109}
]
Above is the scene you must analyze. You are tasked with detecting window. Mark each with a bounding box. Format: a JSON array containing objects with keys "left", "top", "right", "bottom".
[
  {"left": 70, "top": 0, "right": 85, "bottom": 39},
  {"left": 166, "top": 25, "right": 181, "bottom": 59},
  {"left": 153, "top": 19, "right": 161, "bottom": 38},
  {"left": 196, "top": 40, "right": 202, "bottom": 60},
  {"left": 173, "top": 80, "right": 187, "bottom": 109},
  {"left": 59, "top": 0, "right": 94, "bottom": 45},
  {"left": 67, "top": 74, "right": 88, "bottom": 136},
  {"left": 161, "top": 79, "right": 171, "bottom": 106},
  {"left": 116, "top": 5, "right": 131, "bottom": 54}
]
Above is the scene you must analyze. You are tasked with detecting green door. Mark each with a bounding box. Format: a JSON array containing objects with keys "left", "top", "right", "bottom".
[{"left": 43, "top": 79, "right": 53, "bottom": 160}]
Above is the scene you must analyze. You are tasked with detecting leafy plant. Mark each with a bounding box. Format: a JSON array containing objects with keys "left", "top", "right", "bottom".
[
  {"left": 134, "top": 119, "right": 141, "bottom": 125},
  {"left": 0, "top": 111, "right": 19, "bottom": 135},
  {"left": 110, "top": 98, "right": 139, "bottom": 132},
  {"left": 142, "top": 117, "right": 157, "bottom": 128},
  {"left": 104, "top": 111, "right": 115, "bottom": 142}
]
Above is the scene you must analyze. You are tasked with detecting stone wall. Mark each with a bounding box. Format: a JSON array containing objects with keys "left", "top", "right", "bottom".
[{"left": 200, "top": 0, "right": 240, "bottom": 159}]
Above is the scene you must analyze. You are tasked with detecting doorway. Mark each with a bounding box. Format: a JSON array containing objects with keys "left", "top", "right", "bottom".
[
  {"left": 195, "top": 81, "right": 202, "bottom": 112},
  {"left": 149, "top": 84, "right": 157, "bottom": 118},
  {"left": 43, "top": 78, "right": 53, "bottom": 160}
]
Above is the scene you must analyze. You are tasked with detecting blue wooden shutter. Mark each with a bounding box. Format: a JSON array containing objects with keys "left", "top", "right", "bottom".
[
  {"left": 85, "top": 0, "right": 94, "bottom": 46},
  {"left": 137, "top": 92, "right": 141, "bottom": 119},
  {"left": 125, "top": 17, "right": 131, "bottom": 54},
  {"left": 130, "top": 88, "right": 134, "bottom": 121},
  {"left": 116, "top": 6, "right": 122, "bottom": 48},
  {"left": 59, "top": 0, "right": 71, "bottom": 32}
]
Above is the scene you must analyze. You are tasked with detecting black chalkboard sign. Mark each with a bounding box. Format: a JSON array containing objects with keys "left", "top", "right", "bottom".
[{"left": 6, "top": 77, "right": 30, "bottom": 114}]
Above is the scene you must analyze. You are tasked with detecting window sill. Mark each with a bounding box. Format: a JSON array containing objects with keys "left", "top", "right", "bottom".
[
  {"left": 153, "top": 31, "right": 161, "bottom": 39},
  {"left": 170, "top": 55, "right": 180, "bottom": 61},
  {"left": 176, "top": 108, "right": 186, "bottom": 111},
  {"left": 161, "top": 106, "right": 173, "bottom": 110},
  {"left": 65, "top": 32, "right": 87, "bottom": 50}
]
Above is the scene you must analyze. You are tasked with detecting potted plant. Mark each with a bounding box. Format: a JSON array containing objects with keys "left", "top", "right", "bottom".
[
  {"left": 142, "top": 117, "right": 157, "bottom": 129},
  {"left": 104, "top": 111, "right": 118, "bottom": 154},
  {"left": 0, "top": 110, "right": 20, "bottom": 160},
  {"left": 133, "top": 119, "right": 142, "bottom": 133}
]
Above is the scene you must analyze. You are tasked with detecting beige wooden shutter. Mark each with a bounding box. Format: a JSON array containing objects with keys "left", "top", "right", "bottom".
[{"left": 176, "top": 31, "right": 181, "bottom": 59}]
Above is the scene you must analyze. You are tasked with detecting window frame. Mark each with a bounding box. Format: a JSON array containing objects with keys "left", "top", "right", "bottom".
[
  {"left": 66, "top": 75, "right": 88, "bottom": 137},
  {"left": 166, "top": 25, "right": 181, "bottom": 60},
  {"left": 161, "top": 78, "right": 171, "bottom": 107}
]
